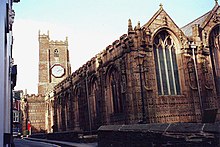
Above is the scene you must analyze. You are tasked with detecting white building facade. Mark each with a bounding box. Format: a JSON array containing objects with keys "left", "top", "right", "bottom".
[{"left": 0, "top": 0, "right": 20, "bottom": 146}]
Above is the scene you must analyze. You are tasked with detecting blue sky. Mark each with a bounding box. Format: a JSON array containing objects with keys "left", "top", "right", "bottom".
[{"left": 12, "top": 0, "right": 215, "bottom": 94}]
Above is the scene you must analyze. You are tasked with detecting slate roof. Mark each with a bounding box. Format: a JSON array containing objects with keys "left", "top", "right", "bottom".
[
  {"left": 181, "top": 2, "right": 219, "bottom": 37},
  {"left": 181, "top": 11, "right": 211, "bottom": 37}
]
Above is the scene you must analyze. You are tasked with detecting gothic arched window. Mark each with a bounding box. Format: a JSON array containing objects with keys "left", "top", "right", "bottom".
[
  {"left": 209, "top": 25, "right": 220, "bottom": 96},
  {"left": 91, "top": 78, "right": 98, "bottom": 119},
  {"left": 54, "top": 49, "right": 59, "bottom": 57},
  {"left": 153, "top": 30, "right": 181, "bottom": 95},
  {"left": 107, "top": 67, "right": 123, "bottom": 114},
  {"left": 73, "top": 87, "right": 80, "bottom": 129}
]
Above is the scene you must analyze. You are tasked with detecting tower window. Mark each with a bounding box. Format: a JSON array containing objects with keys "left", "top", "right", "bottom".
[{"left": 54, "top": 49, "right": 59, "bottom": 57}]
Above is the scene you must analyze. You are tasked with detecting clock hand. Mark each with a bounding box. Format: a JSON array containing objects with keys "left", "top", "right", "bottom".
[{"left": 57, "top": 69, "right": 62, "bottom": 72}]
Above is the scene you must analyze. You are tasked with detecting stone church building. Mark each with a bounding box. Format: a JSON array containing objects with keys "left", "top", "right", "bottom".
[
  {"left": 52, "top": 3, "right": 220, "bottom": 133},
  {"left": 23, "top": 2, "right": 219, "bottom": 134}
]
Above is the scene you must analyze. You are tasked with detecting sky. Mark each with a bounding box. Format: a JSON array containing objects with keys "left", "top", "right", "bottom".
[{"left": 12, "top": 0, "right": 215, "bottom": 94}]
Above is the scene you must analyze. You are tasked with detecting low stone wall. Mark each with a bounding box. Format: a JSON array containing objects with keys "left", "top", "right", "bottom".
[
  {"left": 47, "top": 131, "right": 79, "bottom": 142},
  {"left": 29, "top": 131, "right": 81, "bottom": 142},
  {"left": 98, "top": 123, "right": 220, "bottom": 147}
]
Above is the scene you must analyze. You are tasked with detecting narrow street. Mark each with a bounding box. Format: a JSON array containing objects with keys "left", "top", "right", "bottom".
[{"left": 13, "top": 138, "right": 60, "bottom": 147}]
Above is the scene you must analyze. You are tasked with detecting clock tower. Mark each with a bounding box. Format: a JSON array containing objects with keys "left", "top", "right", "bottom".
[{"left": 38, "top": 31, "right": 71, "bottom": 95}]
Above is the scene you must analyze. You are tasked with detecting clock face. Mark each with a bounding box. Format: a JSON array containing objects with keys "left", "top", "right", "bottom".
[{"left": 51, "top": 64, "right": 65, "bottom": 78}]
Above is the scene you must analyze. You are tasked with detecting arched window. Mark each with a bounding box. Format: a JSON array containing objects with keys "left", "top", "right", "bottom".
[
  {"left": 209, "top": 25, "right": 220, "bottom": 96},
  {"left": 91, "top": 79, "right": 98, "bottom": 119},
  {"left": 54, "top": 49, "right": 59, "bottom": 57},
  {"left": 107, "top": 67, "right": 123, "bottom": 114},
  {"left": 60, "top": 94, "right": 66, "bottom": 131},
  {"left": 65, "top": 92, "right": 72, "bottom": 130},
  {"left": 57, "top": 95, "right": 62, "bottom": 130},
  {"left": 73, "top": 87, "right": 80, "bottom": 129},
  {"left": 153, "top": 30, "right": 181, "bottom": 95}
]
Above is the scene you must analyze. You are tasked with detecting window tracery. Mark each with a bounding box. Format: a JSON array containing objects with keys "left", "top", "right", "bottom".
[
  {"left": 107, "top": 68, "right": 123, "bottom": 114},
  {"left": 153, "top": 30, "right": 181, "bottom": 95}
]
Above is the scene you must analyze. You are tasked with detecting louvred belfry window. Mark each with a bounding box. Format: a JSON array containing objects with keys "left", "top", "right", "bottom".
[
  {"left": 54, "top": 49, "right": 59, "bottom": 57},
  {"left": 153, "top": 30, "right": 181, "bottom": 95}
]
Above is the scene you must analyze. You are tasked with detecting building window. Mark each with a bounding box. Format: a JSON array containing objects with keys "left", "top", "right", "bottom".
[
  {"left": 54, "top": 49, "right": 59, "bottom": 57},
  {"left": 13, "top": 111, "right": 19, "bottom": 122},
  {"left": 153, "top": 30, "right": 181, "bottom": 95},
  {"left": 91, "top": 79, "right": 98, "bottom": 118},
  {"left": 109, "top": 69, "right": 123, "bottom": 113},
  {"left": 209, "top": 25, "right": 220, "bottom": 96}
]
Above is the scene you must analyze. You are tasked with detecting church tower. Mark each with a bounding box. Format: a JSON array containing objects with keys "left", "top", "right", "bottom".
[{"left": 38, "top": 31, "right": 71, "bottom": 95}]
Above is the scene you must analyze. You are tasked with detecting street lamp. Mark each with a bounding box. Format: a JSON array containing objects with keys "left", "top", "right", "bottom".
[
  {"left": 135, "top": 51, "right": 147, "bottom": 124},
  {"left": 188, "top": 42, "right": 204, "bottom": 121}
]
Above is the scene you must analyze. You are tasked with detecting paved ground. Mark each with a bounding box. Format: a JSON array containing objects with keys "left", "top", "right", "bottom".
[
  {"left": 24, "top": 137, "right": 98, "bottom": 147},
  {"left": 14, "top": 138, "right": 60, "bottom": 147}
]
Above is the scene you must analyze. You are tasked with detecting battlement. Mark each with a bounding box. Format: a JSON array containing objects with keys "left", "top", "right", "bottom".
[
  {"left": 38, "top": 30, "right": 68, "bottom": 45},
  {"left": 26, "top": 94, "right": 45, "bottom": 99},
  {"left": 53, "top": 22, "right": 143, "bottom": 95},
  {"left": 68, "top": 33, "right": 129, "bottom": 78},
  {"left": 25, "top": 94, "right": 45, "bottom": 103},
  {"left": 49, "top": 40, "right": 68, "bottom": 45},
  {"left": 53, "top": 33, "right": 130, "bottom": 96},
  {"left": 38, "top": 30, "right": 50, "bottom": 40},
  {"left": 39, "top": 33, "right": 49, "bottom": 38}
]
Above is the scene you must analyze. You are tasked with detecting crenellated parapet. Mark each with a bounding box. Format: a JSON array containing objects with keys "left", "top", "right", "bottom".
[
  {"left": 38, "top": 30, "right": 50, "bottom": 42},
  {"left": 54, "top": 32, "right": 131, "bottom": 86},
  {"left": 49, "top": 40, "right": 68, "bottom": 46},
  {"left": 25, "top": 94, "right": 45, "bottom": 103},
  {"left": 38, "top": 30, "right": 68, "bottom": 45},
  {"left": 53, "top": 19, "right": 153, "bottom": 99}
]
